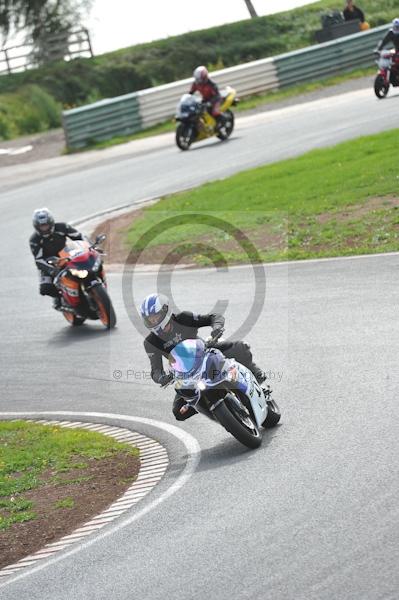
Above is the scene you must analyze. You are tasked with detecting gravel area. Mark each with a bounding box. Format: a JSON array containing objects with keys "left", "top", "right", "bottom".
[
  {"left": 0, "top": 75, "right": 375, "bottom": 168},
  {"left": 0, "top": 129, "right": 66, "bottom": 167}
]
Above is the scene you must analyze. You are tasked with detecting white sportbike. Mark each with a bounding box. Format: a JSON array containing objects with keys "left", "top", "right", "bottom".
[{"left": 166, "top": 335, "right": 281, "bottom": 449}]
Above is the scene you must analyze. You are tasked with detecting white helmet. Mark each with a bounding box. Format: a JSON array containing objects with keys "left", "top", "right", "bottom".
[
  {"left": 392, "top": 18, "right": 399, "bottom": 34},
  {"left": 193, "top": 65, "right": 209, "bottom": 84}
]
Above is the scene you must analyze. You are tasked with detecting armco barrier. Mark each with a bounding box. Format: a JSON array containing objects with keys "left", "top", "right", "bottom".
[
  {"left": 275, "top": 25, "right": 389, "bottom": 87},
  {"left": 62, "top": 94, "right": 142, "bottom": 149},
  {"left": 137, "top": 58, "right": 278, "bottom": 128},
  {"left": 62, "top": 24, "right": 390, "bottom": 149}
]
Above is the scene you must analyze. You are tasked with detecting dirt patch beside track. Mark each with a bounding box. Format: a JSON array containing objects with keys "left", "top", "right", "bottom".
[{"left": 0, "top": 452, "right": 140, "bottom": 569}]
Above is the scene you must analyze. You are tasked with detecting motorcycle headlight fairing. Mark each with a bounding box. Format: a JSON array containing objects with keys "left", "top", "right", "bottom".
[{"left": 69, "top": 269, "right": 89, "bottom": 278}]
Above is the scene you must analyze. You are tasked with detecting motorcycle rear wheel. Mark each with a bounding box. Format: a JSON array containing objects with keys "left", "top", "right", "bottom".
[
  {"left": 374, "top": 75, "right": 389, "bottom": 99},
  {"left": 89, "top": 285, "right": 116, "bottom": 329},
  {"left": 176, "top": 123, "right": 195, "bottom": 150},
  {"left": 213, "top": 399, "right": 262, "bottom": 449},
  {"left": 216, "top": 110, "right": 234, "bottom": 141}
]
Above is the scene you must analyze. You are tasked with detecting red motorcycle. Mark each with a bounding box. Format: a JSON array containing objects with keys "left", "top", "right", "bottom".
[
  {"left": 374, "top": 50, "right": 399, "bottom": 98},
  {"left": 48, "top": 234, "right": 116, "bottom": 329}
]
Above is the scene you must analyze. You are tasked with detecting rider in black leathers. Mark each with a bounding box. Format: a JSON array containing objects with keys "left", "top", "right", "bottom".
[
  {"left": 140, "top": 293, "right": 266, "bottom": 421},
  {"left": 376, "top": 20, "right": 399, "bottom": 53},
  {"left": 375, "top": 19, "right": 399, "bottom": 84},
  {"left": 29, "top": 208, "right": 83, "bottom": 304}
]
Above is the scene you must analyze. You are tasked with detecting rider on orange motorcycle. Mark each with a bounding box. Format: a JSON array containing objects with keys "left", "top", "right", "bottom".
[{"left": 30, "top": 208, "right": 84, "bottom": 307}]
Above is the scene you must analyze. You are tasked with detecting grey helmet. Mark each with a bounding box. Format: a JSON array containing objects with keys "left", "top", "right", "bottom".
[{"left": 32, "top": 208, "right": 55, "bottom": 237}]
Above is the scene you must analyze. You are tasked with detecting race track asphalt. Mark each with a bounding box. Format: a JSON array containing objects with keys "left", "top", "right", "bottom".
[{"left": 1, "top": 86, "right": 398, "bottom": 600}]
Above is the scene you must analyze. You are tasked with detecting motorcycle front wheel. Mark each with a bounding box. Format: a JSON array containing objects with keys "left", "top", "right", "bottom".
[
  {"left": 176, "top": 123, "right": 195, "bottom": 150},
  {"left": 262, "top": 398, "right": 281, "bottom": 428},
  {"left": 89, "top": 285, "right": 116, "bottom": 329},
  {"left": 63, "top": 312, "right": 85, "bottom": 326},
  {"left": 374, "top": 75, "right": 389, "bottom": 99},
  {"left": 214, "top": 399, "right": 261, "bottom": 449}
]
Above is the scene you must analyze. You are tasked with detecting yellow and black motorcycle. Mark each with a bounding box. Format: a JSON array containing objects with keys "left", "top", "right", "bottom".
[{"left": 175, "top": 86, "right": 238, "bottom": 151}]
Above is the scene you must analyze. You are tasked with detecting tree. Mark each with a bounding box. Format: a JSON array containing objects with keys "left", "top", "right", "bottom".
[
  {"left": 243, "top": 0, "right": 258, "bottom": 18},
  {"left": 0, "top": 1, "right": 92, "bottom": 45}
]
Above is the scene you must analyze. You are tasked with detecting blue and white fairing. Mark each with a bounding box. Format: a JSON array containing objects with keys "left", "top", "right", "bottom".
[
  {"left": 170, "top": 339, "right": 267, "bottom": 427},
  {"left": 170, "top": 341, "right": 227, "bottom": 402},
  {"left": 225, "top": 359, "right": 267, "bottom": 428}
]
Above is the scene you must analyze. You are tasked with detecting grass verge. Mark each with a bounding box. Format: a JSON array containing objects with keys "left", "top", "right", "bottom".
[
  {"left": 119, "top": 128, "right": 399, "bottom": 265},
  {"left": 0, "top": 420, "right": 139, "bottom": 532}
]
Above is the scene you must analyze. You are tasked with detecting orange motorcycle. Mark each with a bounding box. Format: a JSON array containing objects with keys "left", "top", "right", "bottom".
[{"left": 48, "top": 234, "right": 116, "bottom": 329}]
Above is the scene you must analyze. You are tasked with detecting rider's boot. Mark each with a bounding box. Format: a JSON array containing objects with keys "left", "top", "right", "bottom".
[
  {"left": 251, "top": 365, "right": 267, "bottom": 384},
  {"left": 52, "top": 295, "right": 62, "bottom": 311},
  {"left": 262, "top": 385, "right": 272, "bottom": 399}
]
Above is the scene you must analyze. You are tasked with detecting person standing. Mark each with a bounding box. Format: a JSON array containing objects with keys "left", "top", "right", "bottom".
[
  {"left": 343, "top": 1, "right": 370, "bottom": 30},
  {"left": 343, "top": 0, "right": 365, "bottom": 22}
]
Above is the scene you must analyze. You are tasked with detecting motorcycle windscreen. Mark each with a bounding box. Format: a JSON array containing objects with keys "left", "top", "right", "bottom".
[
  {"left": 175, "top": 94, "right": 200, "bottom": 118},
  {"left": 69, "top": 254, "right": 97, "bottom": 270},
  {"left": 59, "top": 240, "right": 88, "bottom": 257},
  {"left": 60, "top": 240, "right": 98, "bottom": 270},
  {"left": 169, "top": 339, "right": 205, "bottom": 379}
]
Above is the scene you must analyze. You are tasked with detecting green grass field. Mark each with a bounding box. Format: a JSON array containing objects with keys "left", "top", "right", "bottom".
[
  {"left": 0, "top": 421, "right": 139, "bottom": 531},
  {"left": 123, "top": 129, "right": 399, "bottom": 265}
]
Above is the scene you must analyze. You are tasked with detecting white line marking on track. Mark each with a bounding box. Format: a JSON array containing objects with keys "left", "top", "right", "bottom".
[
  {"left": 0, "top": 411, "right": 201, "bottom": 589},
  {"left": 0, "top": 145, "right": 33, "bottom": 156}
]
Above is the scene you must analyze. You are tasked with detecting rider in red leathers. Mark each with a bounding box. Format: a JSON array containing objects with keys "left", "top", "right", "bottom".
[{"left": 189, "top": 66, "right": 226, "bottom": 131}]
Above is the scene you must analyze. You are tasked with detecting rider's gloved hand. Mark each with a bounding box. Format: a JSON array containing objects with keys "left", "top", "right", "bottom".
[
  {"left": 159, "top": 373, "right": 173, "bottom": 387},
  {"left": 211, "top": 327, "right": 224, "bottom": 340},
  {"left": 49, "top": 267, "right": 59, "bottom": 278},
  {"left": 45, "top": 257, "right": 59, "bottom": 277}
]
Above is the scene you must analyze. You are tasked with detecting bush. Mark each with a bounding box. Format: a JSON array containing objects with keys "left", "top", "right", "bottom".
[
  {"left": 0, "top": 114, "right": 15, "bottom": 140},
  {"left": 20, "top": 85, "right": 60, "bottom": 128},
  {"left": 0, "top": 57, "right": 151, "bottom": 107},
  {"left": 0, "top": 85, "right": 61, "bottom": 140}
]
